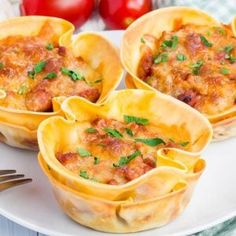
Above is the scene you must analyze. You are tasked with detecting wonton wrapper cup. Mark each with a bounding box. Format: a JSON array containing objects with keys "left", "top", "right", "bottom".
[
  {"left": 39, "top": 151, "right": 203, "bottom": 233},
  {"left": 38, "top": 90, "right": 211, "bottom": 203},
  {"left": 0, "top": 16, "right": 123, "bottom": 150},
  {"left": 121, "top": 7, "right": 236, "bottom": 141}
]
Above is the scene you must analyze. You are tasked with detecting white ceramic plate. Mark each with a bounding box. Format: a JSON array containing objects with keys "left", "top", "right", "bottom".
[{"left": 0, "top": 31, "right": 236, "bottom": 236}]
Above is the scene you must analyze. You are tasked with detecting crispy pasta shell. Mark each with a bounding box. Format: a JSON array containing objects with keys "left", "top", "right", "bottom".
[
  {"left": 37, "top": 89, "right": 210, "bottom": 231},
  {"left": 39, "top": 153, "right": 199, "bottom": 233},
  {"left": 70, "top": 32, "right": 123, "bottom": 103},
  {"left": 121, "top": 7, "right": 236, "bottom": 141},
  {"left": 0, "top": 16, "right": 123, "bottom": 149},
  {"left": 38, "top": 90, "right": 212, "bottom": 201}
]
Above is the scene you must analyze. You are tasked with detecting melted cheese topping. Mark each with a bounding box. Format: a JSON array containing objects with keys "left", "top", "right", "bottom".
[
  {"left": 138, "top": 24, "right": 236, "bottom": 115},
  {"left": 56, "top": 117, "right": 189, "bottom": 185},
  {"left": 0, "top": 23, "right": 101, "bottom": 112}
]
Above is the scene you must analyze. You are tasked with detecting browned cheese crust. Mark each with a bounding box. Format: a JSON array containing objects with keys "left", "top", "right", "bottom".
[
  {"left": 56, "top": 117, "right": 190, "bottom": 185},
  {"left": 138, "top": 24, "right": 236, "bottom": 115},
  {"left": 0, "top": 22, "right": 101, "bottom": 112}
]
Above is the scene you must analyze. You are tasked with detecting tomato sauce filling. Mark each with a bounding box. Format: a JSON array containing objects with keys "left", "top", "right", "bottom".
[
  {"left": 0, "top": 23, "right": 101, "bottom": 112},
  {"left": 138, "top": 24, "right": 236, "bottom": 115},
  {"left": 56, "top": 115, "right": 189, "bottom": 185}
]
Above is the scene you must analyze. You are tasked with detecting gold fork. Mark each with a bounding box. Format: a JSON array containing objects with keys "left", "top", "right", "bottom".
[{"left": 0, "top": 170, "right": 32, "bottom": 192}]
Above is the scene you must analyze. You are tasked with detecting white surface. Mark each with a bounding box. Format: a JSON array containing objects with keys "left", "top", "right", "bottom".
[
  {"left": 0, "top": 215, "right": 37, "bottom": 236},
  {"left": 0, "top": 0, "right": 15, "bottom": 21},
  {"left": 0, "top": 31, "right": 236, "bottom": 236}
]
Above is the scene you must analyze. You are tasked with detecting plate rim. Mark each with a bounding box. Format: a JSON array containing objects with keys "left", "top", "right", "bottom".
[{"left": 1, "top": 207, "right": 236, "bottom": 236}]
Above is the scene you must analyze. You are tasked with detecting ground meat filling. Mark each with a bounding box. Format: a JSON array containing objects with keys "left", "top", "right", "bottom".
[
  {"left": 138, "top": 24, "right": 236, "bottom": 115},
  {"left": 0, "top": 24, "right": 101, "bottom": 112},
  {"left": 56, "top": 116, "right": 190, "bottom": 185}
]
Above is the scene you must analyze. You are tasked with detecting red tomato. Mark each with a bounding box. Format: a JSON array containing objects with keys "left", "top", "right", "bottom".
[
  {"left": 99, "top": 0, "right": 152, "bottom": 29},
  {"left": 20, "top": 0, "right": 94, "bottom": 28}
]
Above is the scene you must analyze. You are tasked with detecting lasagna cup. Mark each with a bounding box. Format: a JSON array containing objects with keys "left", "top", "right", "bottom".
[
  {"left": 38, "top": 90, "right": 212, "bottom": 231},
  {"left": 121, "top": 7, "right": 236, "bottom": 141},
  {"left": 39, "top": 153, "right": 192, "bottom": 233},
  {"left": 0, "top": 16, "right": 122, "bottom": 149}
]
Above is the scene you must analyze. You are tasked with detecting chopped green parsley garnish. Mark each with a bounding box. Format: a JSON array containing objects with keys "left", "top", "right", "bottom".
[
  {"left": 176, "top": 54, "right": 186, "bottom": 61},
  {"left": 161, "top": 35, "right": 179, "bottom": 49},
  {"left": 77, "top": 148, "right": 91, "bottom": 157},
  {"left": 125, "top": 128, "right": 134, "bottom": 137},
  {"left": 200, "top": 35, "right": 213, "bottom": 47},
  {"left": 94, "top": 157, "right": 100, "bottom": 165},
  {"left": 170, "top": 139, "right": 190, "bottom": 147},
  {"left": 223, "top": 46, "right": 236, "bottom": 63},
  {"left": 169, "top": 138, "right": 175, "bottom": 143},
  {"left": 93, "top": 79, "right": 102, "bottom": 83},
  {"left": 179, "top": 141, "right": 190, "bottom": 147},
  {"left": 28, "top": 61, "right": 46, "bottom": 79},
  {"left": 113, "top": 150, "right": 141, "bottom": 167},
  {"left": 85, "top": 127, "right": 97, "bottom": 133},
  {"left": 229, "top": 55, "right": 236, "bottom": 63},
  {"left": 61, "top": 67, "right": 85, "bottom": 81},
  {"left": 79, "top": 170, "right": 89, "bottom": 179},
  {"left": 225, "top": 54, "right": 236, "bottom": 63},
  {"left": 171, "top": 36, "right": 179, "bottom": 49},
  {"left": 226, "top": 54, "right": 236, "bottom": 63},
  {"left": 124, "top": 115, "right": 149, "bottom": 125},
  {"left": 103, "top": 128, "right": 123, "bottom": 138},
  {"left": 213, "top": 26, "right": 225, "bottom": 35},
  {"left": 44, "top": 72, "right": 57, "bottom": 80},
  {"left": 220, "top": 67, "right": 230, "bottom": 75},
  {"left": 35, "top": 61, "right": 46, "bottom": 73},
  {"left": 135, "top": 137, "right": 165, "bottom": 147},
  {"left": 224, "top": 45, "right": 234, "bottom": 54},
  {"left": 154, "top": 53, "right": 168, "bottom": 64},
  {"left": 17, "top": 85, "right": 28, "bottom": 95},
  {"left": 191, "top": 60, "right": 204, "bottom": 75},
  {"left": 46, "top": 43, "right": 54, "bottom": 50},
  {"left": 206, "top": 31, "right": 211, "bottom": 36},
  {"left": 140, "top": 37, "right": 146, "bottom": 44},
  {"left": 27, "top": 71, "right": 35, "bottom": 79},
  {"left": 161, "top": 40, "right": 172, "bottom": 48},
  {"left": 0, "top": 62, "right": 4, "bottom": 70}
]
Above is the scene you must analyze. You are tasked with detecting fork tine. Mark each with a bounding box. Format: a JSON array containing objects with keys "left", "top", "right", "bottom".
[
  {"left": 0, "top": 174, "right": 24, "bottom": 182},
  {"left": 0, "top": 178, "right": 32, "bottom": 192},
  {"left": 0, "top": 170, "right": 16, "bottom": 175}
]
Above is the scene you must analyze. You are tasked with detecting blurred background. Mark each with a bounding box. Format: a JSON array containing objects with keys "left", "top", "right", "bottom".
[{"left": 0, "top": 0, "right": 235, "bottom": 32}]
